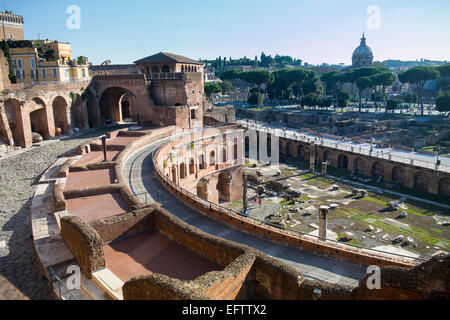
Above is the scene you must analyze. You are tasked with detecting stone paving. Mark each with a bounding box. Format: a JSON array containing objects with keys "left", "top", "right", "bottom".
[{"left": 0, "top": 125, "right": 128, "bottom": 299}]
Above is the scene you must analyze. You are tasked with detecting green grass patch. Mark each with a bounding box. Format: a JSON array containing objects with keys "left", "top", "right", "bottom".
[{"left": 363, "top": 196, "right": 388, "bottom": 206}]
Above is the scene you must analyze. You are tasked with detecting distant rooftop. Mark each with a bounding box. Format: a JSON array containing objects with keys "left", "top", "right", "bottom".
[{"left": 134, "top": 52, "right": 203, "bottom": 65}]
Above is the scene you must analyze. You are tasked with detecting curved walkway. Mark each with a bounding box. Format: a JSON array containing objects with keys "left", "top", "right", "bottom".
[{"left": 123, "top": 136, "right": 367, "bottom": 287}]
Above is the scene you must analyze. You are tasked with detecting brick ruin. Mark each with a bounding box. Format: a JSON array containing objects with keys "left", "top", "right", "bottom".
[
  {"left": 0, "top": 51, "right": 233, "bottom": 150},
  {"left": 36, "top": 123, "right": 449, "bottom": 300}
]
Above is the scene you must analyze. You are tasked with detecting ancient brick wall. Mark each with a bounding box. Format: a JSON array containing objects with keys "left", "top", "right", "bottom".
[
  {"left": 152, "top": 207, "right": 244, "bottom": 266},
  {"left": 123, "top": 274, "right": 208, "bottom": 300},
  {"left": 356, "top": 254, "right": 450, "bottom": 299},
  {"left": 201, "top": 254, "right": 256, "bottom": 300},
  {"left": 60, "top": 216, "right": 105, "bottom": 278},
  {"left": 89, "top": 207, "right": 157, "bottom": 244}
]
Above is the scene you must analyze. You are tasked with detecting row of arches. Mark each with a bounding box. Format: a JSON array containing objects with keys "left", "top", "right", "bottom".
[
  {"left": 140, "top": 65, "right": 172, "bottom": 74},
  {"left": 3, "top": 94, "right": 87, "bottom": 147},
  {"left": 168, "top": 142, "right": 239, "bottom": 184},
  {"left": 244, "top": 135, "right": 450, "bottom": 196},
  {"left": 180, "top": 65, "right": 200, "bottom": 73}
]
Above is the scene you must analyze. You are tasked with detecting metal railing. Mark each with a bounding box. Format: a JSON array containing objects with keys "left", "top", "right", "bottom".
[
  {"left": 151, "top": 144, "right": 428, "bottom": 264},
  {"left": 48, "top": 267, "right": 78, "bottom": 300},
  {"left": 240, "top": 121, "right": 450, "bottom": 173},
  {"left": 135, "top": 190, "right": 165, "bottom": 205}
]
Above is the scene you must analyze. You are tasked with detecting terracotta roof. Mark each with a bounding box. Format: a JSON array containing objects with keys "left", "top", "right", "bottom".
[{"left": 134, "top": 52, "right": 203, "bottom": 65}]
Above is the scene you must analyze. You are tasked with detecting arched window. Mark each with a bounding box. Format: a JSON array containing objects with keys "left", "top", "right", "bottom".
[
  {"left": 181, "top": 65, "right": 185, "bottom": 72},
  {"left": 161, "top": 65, "right": 170, "bottom": 73},
  {"left": 151, "top": 65, "right": 160, "bottom": 73}
]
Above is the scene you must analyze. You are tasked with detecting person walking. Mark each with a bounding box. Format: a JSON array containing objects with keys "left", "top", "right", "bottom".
[{"left": 258, "top": 198, "right": 262, "bottom": 208}]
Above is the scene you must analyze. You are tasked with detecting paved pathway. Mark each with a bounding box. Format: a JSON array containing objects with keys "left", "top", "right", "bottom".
[{"left": 123, "top": 137, "right": 368, "bottom": 287}]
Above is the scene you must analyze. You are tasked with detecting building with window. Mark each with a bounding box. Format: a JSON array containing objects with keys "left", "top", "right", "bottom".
[
  {"left": 134, "top": 52, "right": 204, "bottom": 78},
  {"left": 8, "top": 40, "right": 90, "bottom": 85}
]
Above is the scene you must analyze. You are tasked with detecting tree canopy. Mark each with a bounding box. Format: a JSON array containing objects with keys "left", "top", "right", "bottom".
[
  {"left": 398, "top": 66, "right": 440, "bottom": 115},
  {"left": 204, "top": 82, "right": 222, "bottom": 97},
  {"left": 436, "top": 92, "right": 450, "bottom": 114}
]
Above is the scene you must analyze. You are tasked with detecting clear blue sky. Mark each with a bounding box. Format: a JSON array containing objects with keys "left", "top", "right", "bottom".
[{"left": 5, "top": 0, "right": 450, "bottom": 65}]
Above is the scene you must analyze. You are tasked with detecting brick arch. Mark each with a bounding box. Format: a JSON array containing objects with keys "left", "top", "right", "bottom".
[
  {"left": 94, "top": 75, "right": 151, "bottom": 123},
  {"left": 322, "top": 150, "right": 334, "bottom": 165},
  {"left": 217, "top": 170, "right": 232, "bottom": 203},
  {"left": 99, "top": 86, "right": 138, "bottom": 123},
  {"left": 52, "top": 95, "right": 70, "bottom": 135},
  {"left": 85, "top": 89, "right": 101, "bottom": 128},
  {"left": 371, "top": 161, "right": 384, "bottom": 180},
  {"left": 26, "top": 97, "right": 53, "bottom": 140},
  {"left": 338, "top": 154, "right": 349, "bottom": 169},
  {"left": 438, "top": 177, "right": 450, "bottom": 196},
  {"left": 197, "top": 179, "right": 208, "bottom": 200},
  {"left": 71, "top": 93, "right": 87, "bottom": 130},
  {"left": 392, "top": 166, "right": 407, "bottom": 186},
  {"left": 414, "top": 171, "right": 430, "bottom": 193},
  {"left": 3, "top": 98, "right": 23, "bottom": 146}
]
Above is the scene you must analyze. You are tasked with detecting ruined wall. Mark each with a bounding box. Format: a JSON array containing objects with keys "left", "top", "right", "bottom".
[
  {"left": 60, "top": 216, "right": 105, "bottom": 278},
  {"left": 153, "top": 207, "right": 244, "bottom": 266},
  {"left": 0, "top": 50, "right": 11, "bottom": 91},
  {"left": 204, "top": 103, "right": 236, "bottom": 125},
  {"left": 150, "top": 80, "right": 187, "bottom": 106},
  {"left": 89, "top": 207, "right": 157, "bottom": 244},
  {"left": 356, "top": 254, "right": 450, "bottom": 299}
]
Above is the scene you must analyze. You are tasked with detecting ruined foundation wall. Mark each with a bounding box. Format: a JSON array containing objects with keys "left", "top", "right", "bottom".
[{"left": 60, "top": 216, "right": 105, "bottom": 278}]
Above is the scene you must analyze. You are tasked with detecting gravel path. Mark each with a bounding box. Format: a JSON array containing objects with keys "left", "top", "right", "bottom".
[{"left": 0, "top": 125, "right": 127, "bottom": 300}]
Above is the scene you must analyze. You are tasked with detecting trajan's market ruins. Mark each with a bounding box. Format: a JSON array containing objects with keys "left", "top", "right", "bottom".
[{"left": 0, "top": 5, "right": 449, "bottom": 303}]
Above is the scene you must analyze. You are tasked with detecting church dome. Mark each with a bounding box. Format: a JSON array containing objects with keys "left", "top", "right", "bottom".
[{"left": 352, "top": 33, "right": 373, "bottom": 68}]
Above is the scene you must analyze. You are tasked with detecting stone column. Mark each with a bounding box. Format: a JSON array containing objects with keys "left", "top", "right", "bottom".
[
  {"left": 322, "top": 162, "right": 327, "bottom": 176},
  {"left": 309, "top": 146, "right": 316, "bottom": 172},
  {"left": 318, "top": 205, "right": 329, "bottom": 240}
]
